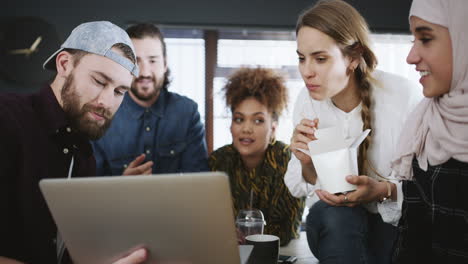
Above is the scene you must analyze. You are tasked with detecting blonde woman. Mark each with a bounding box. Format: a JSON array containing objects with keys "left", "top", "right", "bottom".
[{"left": 284, "top": 0, "right": 422, "bottom": 263}]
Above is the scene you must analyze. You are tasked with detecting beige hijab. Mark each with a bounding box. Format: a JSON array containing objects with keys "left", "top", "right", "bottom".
[{"left": 392, "top": 0, "right": 468, "bottom": 180}]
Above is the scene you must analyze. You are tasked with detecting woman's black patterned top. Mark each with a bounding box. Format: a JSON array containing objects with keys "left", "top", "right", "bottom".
[
  {"left": 394, "top": 158, "right": 468, "bottom": 263},
  {"left": 209, "top": 140, "right": 305, "bottom": 246}
]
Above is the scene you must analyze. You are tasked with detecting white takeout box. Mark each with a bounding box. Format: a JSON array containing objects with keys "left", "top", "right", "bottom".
[{"left": 298, "top": 126, "right": 371, "bottom": 194}]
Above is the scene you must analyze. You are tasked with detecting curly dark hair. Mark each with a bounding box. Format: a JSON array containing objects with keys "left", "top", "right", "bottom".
[{"left": 223, "top": 67, "right": 288, "bottom": 121}]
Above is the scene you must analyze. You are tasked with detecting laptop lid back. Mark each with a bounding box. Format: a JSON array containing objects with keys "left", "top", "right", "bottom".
[{"left": 39, "top": 172, "right": 239, "bottom": 264}]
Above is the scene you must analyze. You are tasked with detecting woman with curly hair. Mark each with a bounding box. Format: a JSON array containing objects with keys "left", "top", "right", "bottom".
[{"left": 209, "top": 67, "right": 305, "bottom": 246}]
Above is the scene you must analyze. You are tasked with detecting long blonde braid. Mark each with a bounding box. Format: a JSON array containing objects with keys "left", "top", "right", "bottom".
[
  {"left": 297, "top": 0, "right": 383, "bottom": 177},
  {"left": 356, "top": 67, "right": 373, "bottom": 175}
]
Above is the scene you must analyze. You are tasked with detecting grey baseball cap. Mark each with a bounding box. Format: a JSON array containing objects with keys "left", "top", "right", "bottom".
[{"left": 43, "top": 21, "right": 139, "bottom": 76}]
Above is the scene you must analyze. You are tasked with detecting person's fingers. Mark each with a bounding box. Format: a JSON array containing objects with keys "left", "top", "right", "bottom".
[
  {"left": 291, "top": 133, "right": 316, "bottom": 147},
  {"left": 344, "top": 189, "right": 363, "bottom": 203},
  {"left": 124, "top": 161, "right": 153, "bottom": 176},
  {"left": 113, "top": 248, "right": 147, "bottom": 264},
  {"left": 318, "top": 190, "right": 359, "bottom": 207},
  {"left": 296, "top": 123, "right": 316, "bottom": 135},
  {"left": 323, "top": 197, "right": 340, "bottom": 207},
  {"left": 313, "top": 118, "right": 319, "bottom": 128},
  {"left": 143, "top": 161, "right": 153, "bottom": 170},
  {"left": 299, "top": 118, "right": 316, "bottom": 127},
  {"left": 292, "top": 118, "right": 319, "bottom": 140},
  {"left": 346, "top": 175, "right": 369, "bottom": 186},
  {"left": 345, "top": 175, "right": 359, "bottom": 184},
  {"left": 298, "top": 132, "right": 317, "bottom": 143},
  {"left": 142, "top": 167, "right": 153, "bottom": 175},
  {"left": 342, "top": 194, "right": 360, "bottom": 206},
  {"left": 341, "top": 194, "right": 359, "bottom": 207},
  {"left": 293, "top": 119, "right": 317, "bottom": 133},
  {"left": 127, "top": 154, "right": 146, "bottom": 168},
  {"left": 315, "top": 190, "right": 328, "bottom": 204},
  {"left": 321, "top": 190, "right": 345, "bottom": 205},
  {"left": 316, "top": 190, "right": 340, "bottom": 206},
  {"left": 302, "top": 118, "right": 319, "bottom": 128},
  {"left": 134, "top": 161, "right": 153, "bottom": 174},
  {"left": 294, "top": 126, "right": 317, "bottom": 141}
]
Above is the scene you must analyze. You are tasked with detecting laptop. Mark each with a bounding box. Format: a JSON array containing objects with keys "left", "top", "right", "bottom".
[{"left": 39, "top": 172, "right": 241, "bottom": 264}]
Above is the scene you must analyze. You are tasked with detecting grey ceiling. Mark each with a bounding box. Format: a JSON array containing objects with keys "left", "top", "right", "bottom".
[{"left": 3, "top": 0, "right": 412, "bottom": 38}]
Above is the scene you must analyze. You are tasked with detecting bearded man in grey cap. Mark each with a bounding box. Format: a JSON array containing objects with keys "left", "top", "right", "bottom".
[{"left": 0, "top": 21, "right": 147, "bottom": 264}]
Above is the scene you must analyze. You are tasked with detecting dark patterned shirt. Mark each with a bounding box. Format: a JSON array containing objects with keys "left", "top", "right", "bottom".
[
  {"left": 394, "top": 158, "right": 468, "bottom": 263},
  {"left": 0, "top": 86, "right": 96, "bottom": 264},
  {"left": 209, "top": 141, "right": 305, "bottom": 246}
]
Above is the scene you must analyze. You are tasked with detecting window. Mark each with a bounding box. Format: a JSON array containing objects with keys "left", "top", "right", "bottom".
[
  {"left": 163, "top": 29, "right": 421, "bottom": 151},
  {"left": 210, "top": 31, "right": 421, "bottom": 150},
  {"left": 165, "top": 37, "right": 206, "bottom": 118},
  {"left": 215, "top": 38, "right": 301, "bottom": 149}
]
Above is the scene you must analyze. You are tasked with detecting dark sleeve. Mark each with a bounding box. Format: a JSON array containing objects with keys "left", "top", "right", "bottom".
[
  {"left": 179, "top": 101, "right": 209, "bottom": 172},
  {"left": 0, "top": 102, "right": 21, "bottom": 258},
  {"left": 266, "top": 146, "right": 305, "bottom": 246},
  {"left": 91, "top": 141, "right": 112, "bottom": 176}
]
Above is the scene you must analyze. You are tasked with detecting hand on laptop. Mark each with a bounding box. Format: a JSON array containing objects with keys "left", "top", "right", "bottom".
[
  {"left": 112, "top": 248, "right": 147, "bottom": 264},
  {"left": 123, "top": 154, "right": 153, "bottom": 175}
]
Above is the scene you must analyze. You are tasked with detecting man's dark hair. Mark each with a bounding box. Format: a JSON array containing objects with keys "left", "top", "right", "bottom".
[
  {"left": 126, "top": 23, "right": 171, "bottom": 91},
  {"left": 126, "top": 23, "right": 167, "bottom": 64}
]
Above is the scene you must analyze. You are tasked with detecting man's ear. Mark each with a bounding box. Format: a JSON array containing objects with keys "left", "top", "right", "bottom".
[{"left": 55, "top": 51, "right": 74, "bottom": 77}]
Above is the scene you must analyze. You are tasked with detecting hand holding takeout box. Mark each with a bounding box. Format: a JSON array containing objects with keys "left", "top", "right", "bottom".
[{"left": 298, "top": 126, "right": 371, "bottom": 194}]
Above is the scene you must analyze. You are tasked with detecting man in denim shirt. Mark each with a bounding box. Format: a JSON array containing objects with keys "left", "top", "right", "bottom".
[{"left": 92, "top": 23, "right": 209, "bottom": 175}]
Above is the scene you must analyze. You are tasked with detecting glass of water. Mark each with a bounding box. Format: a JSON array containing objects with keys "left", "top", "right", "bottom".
[{"left": 235, "top": 209, "right": 265, "bottom": 244}]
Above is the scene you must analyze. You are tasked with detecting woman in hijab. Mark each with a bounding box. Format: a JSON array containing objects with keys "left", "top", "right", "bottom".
[{"left": 392, "top": 0, "right": 468, "bottom": 262}]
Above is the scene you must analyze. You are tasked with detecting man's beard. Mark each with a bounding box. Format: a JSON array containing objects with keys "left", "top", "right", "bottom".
[
  {"left": 61, "top": 74, "right": 113, "bottom": 140},
  {"left": 130, "top": 74, "right": 165, "bottom": 102}
]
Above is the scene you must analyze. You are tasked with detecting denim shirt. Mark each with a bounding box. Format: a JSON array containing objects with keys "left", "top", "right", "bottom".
[{"left": 92, "top": 89, "right": 209, "bottom": 175}]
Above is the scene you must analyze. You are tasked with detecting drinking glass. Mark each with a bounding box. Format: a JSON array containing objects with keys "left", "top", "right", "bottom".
[{"left": 235, "top": 209, "right": 265, "bottom": 244}]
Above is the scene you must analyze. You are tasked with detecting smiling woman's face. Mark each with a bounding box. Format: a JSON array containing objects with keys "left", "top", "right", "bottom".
[
  {"left": 407, "top": 16, "right": 453, "bottom": 97},
  {"left": 230, "top": 97, "right": 276, "bottom": 161}
]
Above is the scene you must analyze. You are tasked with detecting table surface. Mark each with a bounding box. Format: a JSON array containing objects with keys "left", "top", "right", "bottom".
[{"left": 279, "top": 232, "right": 318, "bottom": 264}]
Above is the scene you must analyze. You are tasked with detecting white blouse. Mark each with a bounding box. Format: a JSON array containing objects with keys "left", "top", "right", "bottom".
[{"left": 284, "top": 70, "right": 423, "bottom": 226}]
